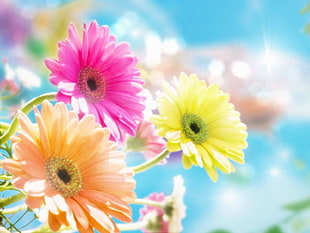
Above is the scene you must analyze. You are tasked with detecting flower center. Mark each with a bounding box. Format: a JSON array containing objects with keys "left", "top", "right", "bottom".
[
  {"left": 45, "top": 156, "right": 82, "bottom": 198},
  {"left": 77, "top": 67, "right": 106, "bottom": 103},
  {"left": 87, "top": 79, "right": 97, "bottom": 91},
  {"left": 57, "top": 169, "right": 71, "bottom": 184},
  {"left": 126, "top": 135, "right": 146, "bottom": 152},
  {"left": 181, "top": 113, "right": 208, "bottom": 144},
  {"left": 144, "top": 211, "right": 165, "bottom": 232}
]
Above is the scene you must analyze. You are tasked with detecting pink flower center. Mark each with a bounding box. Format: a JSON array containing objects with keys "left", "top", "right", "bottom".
[{"left": 77, "top": 67, "right": 106, "bottom": 103}]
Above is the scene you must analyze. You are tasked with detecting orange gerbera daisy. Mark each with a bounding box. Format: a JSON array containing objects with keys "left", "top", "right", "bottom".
[{"left": 1, "top": 100, "right": 136, "bottom": 233}]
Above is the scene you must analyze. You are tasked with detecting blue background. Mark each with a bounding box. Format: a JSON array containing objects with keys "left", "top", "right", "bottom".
[{"left": 1, "top": 0, "right": 310, "bottom": 232}]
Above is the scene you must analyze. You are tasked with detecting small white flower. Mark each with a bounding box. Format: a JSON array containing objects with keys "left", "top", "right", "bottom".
[
  {"left": 165, "top": 175, "right": 186, "bottom": 233},
  {"left": 15, "top": 67, "right": 41, "bottom": 88},
  {"left": 139, "top": 175, "right": 186, "bottom": 233},
  {"left": 4, "top": 62, "right": 15, "bottom": 81}
]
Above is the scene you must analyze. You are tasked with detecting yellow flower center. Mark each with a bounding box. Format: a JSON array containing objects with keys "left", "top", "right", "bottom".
[
  {"left": 45, "top": 156, "right": 82, "bottom": 198},
  {"left": 181, "top": 113, "right": 208, "bottom": 144},
  {"left": 77, "top": 67, "right": 106, "bottom": 103}
]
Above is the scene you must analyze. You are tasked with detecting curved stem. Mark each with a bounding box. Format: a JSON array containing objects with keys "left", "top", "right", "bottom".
[
  {"left": 0, "top": 122, "right": 10, "bottom": 131},
  {"left": 0, "top": 192, "right": 27, "bottom": 208},
  {"left": 0, "top": 175, "right": 13, "bottom": 180},
  {"left": 2, "top": 204, "right": 28, "bottom": 214},
  {"left": 0, "top": 86, "right": 23, "bottom": 100},
  {"left": 117, "top": 221, "right": 146, "bottom": 231},
  {"left": 131, "top": 149, "right": 170, "bottom": 173},
  {"left": 0, "top": 92, "right": 56, "bottom": 144},
  {"left": 132, "top": 198, "right": 165, "bottom": 208}
]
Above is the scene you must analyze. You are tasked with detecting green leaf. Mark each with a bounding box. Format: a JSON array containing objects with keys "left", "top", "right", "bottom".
[
  {"left": 26, "top": 37, "right": 45, "bottom": 58},
  {"left": 284, "top": 196, "right": 310, "bottom": 212},
  {"left": 264, "top": 225, "right": 283, "bottom": 233},
  {"left": 300, "top": 2, "right": 310, "bottom": 14},
  {"left": 304, "top": 23, "right": 310, "bottom": 35},
  {"left": 208, "top": 230, "right": 232, "bottom": 233}
]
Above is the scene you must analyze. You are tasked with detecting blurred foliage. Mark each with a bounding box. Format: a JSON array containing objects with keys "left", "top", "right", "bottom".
[
  {"left": 264, "top": 225, "right": 284, "bottom": 233},
  {"left": 208, "top": 230, "right": 232, "bottom": 233},
  {"left": 26, "top": 38, "right": 46, "bottom": 59},
  {"left": 304, "top": 23, "right": 310, "bottom": 35},
  {"left": 300, "top": 2, "right": 310, "bottom": 14},
  {"left": 300, "top": 2, "right": 310, "bottom": 35},
  {"left": 284, "top": 196, "right": 310, "bottom": 212}
]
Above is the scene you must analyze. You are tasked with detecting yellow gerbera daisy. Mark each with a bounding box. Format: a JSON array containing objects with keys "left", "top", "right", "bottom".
[
  {"left": 151, "top": 73, "right": 248, "bottom": 182},
  {"left": 2, "top": 100, "right": 136, "bottom": 232}
]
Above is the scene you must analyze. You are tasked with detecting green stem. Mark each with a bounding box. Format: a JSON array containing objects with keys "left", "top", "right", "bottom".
[
  {"left": 0, "top": 92, "right": 56, "bottom": 144},
  {"left": 0, "top": 175, "right": 13, "bottom": 180},
  {"left": 2, "top": 204, "right": 28, "bottom": 214},
  {"left": 0, "top": 86, "right": 23, "bottom": 100},
  {"left": 0, "top": 122, "right": 10, "bottom": 131},
  {"left": 0, "top": 192, "right": 27, "bottom": 208},
  {"left": 133, "top": 198, "right": 165, "bottom": 208},
  {"left": 132, "top": 149, "right": 170, "bottom": 173},
  {"left": 0, "top": 213, "right": 21, "bottom": 232},
  {"left": 23, "top": 225, "right": 72, "bottom": 233},
  {"left": 117, "top": 221, "right": 146, "bottom": 231}
]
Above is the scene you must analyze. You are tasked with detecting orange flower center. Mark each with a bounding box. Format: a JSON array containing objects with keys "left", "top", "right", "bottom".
[
  {"left": 45, "top": 156, "right": 82, "bottom": 198},
  {"left": 77, "top": 67, "right": 106, "bottom": 103}
]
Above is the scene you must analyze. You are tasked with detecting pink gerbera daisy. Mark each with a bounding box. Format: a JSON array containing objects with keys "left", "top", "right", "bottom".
[
  {"left": 126, "top": 120, "right": 167, "bottom": 164},
  {"left": 45, "top": 20, "right": 145, "bottom": 142}
]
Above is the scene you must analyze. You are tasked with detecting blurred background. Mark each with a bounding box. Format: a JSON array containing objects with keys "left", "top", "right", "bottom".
[{"left": 1, "top": 0, "right": 310, "bottom": 232}]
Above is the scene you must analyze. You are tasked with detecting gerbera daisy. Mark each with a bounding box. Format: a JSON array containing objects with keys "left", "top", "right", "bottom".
[
  {"left": 151, "top": 73, "right": 248, "bottom": 182},
  {"left": 1, "top": 100, "right": 136, "bottom": 232},
  {"left": 164, "top": 175, "right": 186, "bottom": 233},
  {"left": 126, "top": 120, "right": 167, "bottom": 164},
  {"left": 45, "top": 20, "right": 145, "bottom": 142},
  {"left": 139, "top": 175, "right": 186, "bottom": 233},
  {"left": 140, "top": 192, "right": 168, "bottom": 233}
]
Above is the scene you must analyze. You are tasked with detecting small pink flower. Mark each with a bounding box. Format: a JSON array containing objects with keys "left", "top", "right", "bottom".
[
  {"left": 0, "top": 79, "right": 19, "bottom": 94},
  {"left": 126, "top": 120, "right": 167, "bottom": 164},
  {"left": 1, "top": 60, "right": 19, "bottom": 94},
  {"left": 139, "top": 176, "right": 186, "bottom": 233},
  {"left": 45, "top": 20, "right": 145, "bottom": 142},
  {"left": 139, "top": 193, "right": 169, "bottom": 233}
]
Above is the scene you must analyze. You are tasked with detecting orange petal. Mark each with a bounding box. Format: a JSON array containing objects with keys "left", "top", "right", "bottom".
[
  {"left": 76, "top": 221, "right": 93, "bottom": 233},
  {"left": 56, "top": 210, "right": 69, "bottom": 227},
  {"left": 74, "top": 195, "right": 117, "bottom": 233},
  {"left": 20, "top": 159, "right": 45, "bottom": 179},
  {"left": 45, "top": 190, "right": 60, "bottom": 215},
  {"left": 13, "top": 135, "right": 45, "bottom": 163},
  {"left": 48, "top": 211, "right": 62, "bottom": 232},
  {"left": 17, "top": 110, "right": 39, "bottom": 141},
  {"left": 34, "top": 111, "right": 51, "bottom": 159},
  {"left": 79, "top": 189, "right": 131, "bottom": 213},
  {"left": 1, "top": 159, "right": 23, "bottom": 175},
  {"left": 26, "top": 196, "right": 44, "bottom": 209},
  {"left": 53, "top": 194, "right": 69, "bottom": 213},
  {"left": 12, "top": 174, "right": 32, "bottom": 189},
  {"left": 24, "top": 179, "right": 48, "bottom": 196},
  {"left": 66, "top": 198, "right": 89, "bottom": 230}
]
